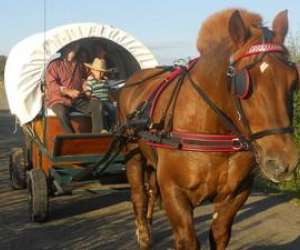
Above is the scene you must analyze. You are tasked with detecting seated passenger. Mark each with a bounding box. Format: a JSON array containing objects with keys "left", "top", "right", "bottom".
[
  {"left": 45, "top": 43, "right": 104, "bottom": 133},
  {"left": 92, "top": 44, "right": 115, "bottom": 72},
  {"left": 77, "top": 47, "right": 91, "bottom": 64},
  {"left": 83, "top": 58, "right": 116, "bottom": 131}
]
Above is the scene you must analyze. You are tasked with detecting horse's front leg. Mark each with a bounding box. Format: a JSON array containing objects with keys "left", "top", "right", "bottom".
[
  {"left": 145, "top": 166, "right": 158, "bottom": 225},
  {"left": 158, "top": 168, "right": 200, "bottom": 250},
  {"left": 209, "top": 177, "right": 253, "bottom": 250},
  {"left": 126, "top": 150, "right": 151, "bottom": 250}
]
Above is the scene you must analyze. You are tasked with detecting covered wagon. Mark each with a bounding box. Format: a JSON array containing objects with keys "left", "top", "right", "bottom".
[{"left": 4, "top": 23, "right": 158, "bottom": 221}]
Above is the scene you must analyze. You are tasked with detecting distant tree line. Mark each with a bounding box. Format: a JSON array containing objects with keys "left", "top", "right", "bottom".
[
  {"left": 0, "top": 55, "right": 6, "bottom": 81},
  {"left": 288, "top": 33, "right": 300, "bottom": 63}
]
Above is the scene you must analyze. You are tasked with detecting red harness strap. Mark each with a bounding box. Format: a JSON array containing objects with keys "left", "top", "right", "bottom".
[
  {"left": 149, "top": 58, "right": 199, "bottom": 118},
  {"left": 149, "top": 66, "right": 184, "bottom": 117},
  {"left": 143, "top": 130, "right": 243, "bottom": 152},
  {"left": 172, "top": 131, "right": 243, "bottom": 152},
  {"left": 231, "top": 43, "right": 284, "bottom": 63}
]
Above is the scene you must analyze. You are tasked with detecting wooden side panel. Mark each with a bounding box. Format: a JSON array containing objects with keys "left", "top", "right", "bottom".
[
  {"left": 46, "top": 116, "right": 91, "bottom": 153},
  {"left": 31, "top": 142, "right": 41, "bottom": 171},
  {"left": 55, "top": 136, "right": 112, "bottom": 156},
  {"left": 31, "top": 120, "right": 50, "bottom": 174},
  {"left": 30, "top": 115, "right": 92, "bottom": 174}
]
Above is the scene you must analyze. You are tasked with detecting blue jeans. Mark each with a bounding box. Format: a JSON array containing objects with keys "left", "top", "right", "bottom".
[
  {"left": 51, "top": 98, "right": 103, "bottom": 133},
  {"left": 102, "top": 101, "right": 116, "bottom": 129}
]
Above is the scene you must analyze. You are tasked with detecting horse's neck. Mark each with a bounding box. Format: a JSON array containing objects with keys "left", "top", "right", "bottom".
[{"left": 174, "top": 56, "right": 240, "bottom": 134}]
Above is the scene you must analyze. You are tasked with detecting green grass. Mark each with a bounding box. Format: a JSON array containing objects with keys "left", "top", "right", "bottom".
[
  {"left": 254, "top": 175, "right": 300, "bottom": 195},
  {"left": 253, "top": 176, "right": 300, "bottom": 207}
]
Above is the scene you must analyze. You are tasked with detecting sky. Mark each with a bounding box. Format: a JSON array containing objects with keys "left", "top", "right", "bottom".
[{"left": 1, "top": 0, "right": 300, "bottom": 64}]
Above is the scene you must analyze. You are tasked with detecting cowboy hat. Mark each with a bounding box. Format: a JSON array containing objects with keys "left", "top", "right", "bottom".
[{"left": 84, "top": 57, "right": 112, "bottom": 72}]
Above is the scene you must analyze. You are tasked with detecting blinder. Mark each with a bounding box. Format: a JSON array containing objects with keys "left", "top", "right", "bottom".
[
  {"left": 231, "top": 69, "right": 252, "bottom": 99},
  {"left": 261, "top": 26, "right": 273, "bottom": 43}
]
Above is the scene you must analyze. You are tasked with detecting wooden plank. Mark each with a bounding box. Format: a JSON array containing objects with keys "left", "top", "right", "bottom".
[
  {"left": 46, "top": 116, "right": 92, "bottom": 154},
  {"left": 53, "top": 135, "right": 113, "bottom": 156}
]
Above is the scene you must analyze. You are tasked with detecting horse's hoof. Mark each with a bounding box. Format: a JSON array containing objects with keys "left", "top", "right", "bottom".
[
  {"left": 136, "top": 228, "right": 151, "bottom": 250},
  {"left": 140, "top": 245, "right": 151, "bottom": 250},
  {"left": 138, "top": 239, "right": 151, "bottom": 250}
]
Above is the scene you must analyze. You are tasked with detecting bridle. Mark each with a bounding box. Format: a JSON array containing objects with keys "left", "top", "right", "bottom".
[{"left": 225, "top": 29, "right": 298, "bottom": 150}]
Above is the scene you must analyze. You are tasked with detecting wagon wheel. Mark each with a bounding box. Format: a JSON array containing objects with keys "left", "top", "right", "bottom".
[
  {"left": 9, "top": 148, "right": 27, "bottom": 189},
  {"left": 27, "top": 169, "right": 49, "bottom": 222}
]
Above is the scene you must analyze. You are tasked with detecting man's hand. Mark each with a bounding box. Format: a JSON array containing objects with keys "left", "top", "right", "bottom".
[
  {"left": 82, "top": 81, "right": 92, "bottom": 97},
  {"left": 61, "top": 88, "right": 80, "bottom": 99}
]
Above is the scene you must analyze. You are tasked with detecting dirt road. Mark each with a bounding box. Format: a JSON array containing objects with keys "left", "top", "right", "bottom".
[{"left": 1, "top": 112, "right": 300, "bottom": 250}]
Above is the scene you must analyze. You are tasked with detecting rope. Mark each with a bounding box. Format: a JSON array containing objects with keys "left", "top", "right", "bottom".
[{"left": 121, "top": 67, "right": 173, "bottom": 89}]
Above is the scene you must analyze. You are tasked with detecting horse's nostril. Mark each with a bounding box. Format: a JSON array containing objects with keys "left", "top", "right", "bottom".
[
  {"left": 265, "top": 159, "right": 277, "bottom": 169},
  {"left": 265, "top": 159, "right": 287, "bottom": 176}
]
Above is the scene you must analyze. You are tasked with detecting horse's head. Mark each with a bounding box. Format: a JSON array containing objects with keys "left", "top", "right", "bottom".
[{"left": 228, "top": 10, "right": 299, "bottom": 182}]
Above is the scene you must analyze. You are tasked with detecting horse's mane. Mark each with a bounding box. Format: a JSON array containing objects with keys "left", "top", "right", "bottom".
[{"left": 196, "top": 9, "right": 262, "bottom": 54}]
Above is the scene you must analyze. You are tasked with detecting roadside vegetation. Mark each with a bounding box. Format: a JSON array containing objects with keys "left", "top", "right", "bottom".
[
  {"left": 280, "top": 34, "right": 300, "bottom": 192},
  {"left": 0, "top": 55, "right": 6, "bottom": 89},
  {"left": 0, "top": 55, "right": 6, "bottom": 81},
  {"left": 0, "top": 55, "right": 7, "bottom": 110}
]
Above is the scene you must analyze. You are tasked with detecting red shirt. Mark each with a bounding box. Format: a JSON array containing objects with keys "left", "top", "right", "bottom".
[{"left": 45, "top": 58, "right": 87, "bottom": 107}]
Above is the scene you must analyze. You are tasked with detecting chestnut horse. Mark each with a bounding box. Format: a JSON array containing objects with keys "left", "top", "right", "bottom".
[{"left": 118, "top": 9, "right": 299, "bottom": 250}]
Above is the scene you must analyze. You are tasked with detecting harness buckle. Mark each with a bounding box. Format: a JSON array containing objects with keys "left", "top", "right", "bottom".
[
  {"left": 227, "top": 66, "right": 236, "bottom": 78},
  {"left": 173, "top": 58, "right": 188, "bottom": 67},
  {"left": 232, "top": 138, "right": 243, "bottom": 150},
  {"left": 232, "top": 137, "right": 250, "bottom": 151}
]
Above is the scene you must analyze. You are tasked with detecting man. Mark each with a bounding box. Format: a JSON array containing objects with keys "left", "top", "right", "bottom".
[{"left": 46, "top": 43, "right": 104, "bottom": 133}]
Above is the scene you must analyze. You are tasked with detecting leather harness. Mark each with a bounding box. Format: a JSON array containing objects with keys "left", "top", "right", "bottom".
[{"left": 124, "top": 29, "right": 299, "bottom": 153}]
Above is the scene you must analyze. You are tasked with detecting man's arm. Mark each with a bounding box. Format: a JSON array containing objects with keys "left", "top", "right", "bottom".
[
  {"left": 82, "top": 78, "right": 92, "bottom": 97},
  {"left": 46, "top": 62, "right": 62, "bottom": 95},
  {"left": 46, "top": 62, "right": 80, "bottom": 99}
]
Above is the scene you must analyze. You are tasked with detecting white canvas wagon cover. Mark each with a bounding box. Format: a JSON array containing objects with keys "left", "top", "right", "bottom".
[{"left": 4, "top": 23, "right": 159, "bottom": 125}]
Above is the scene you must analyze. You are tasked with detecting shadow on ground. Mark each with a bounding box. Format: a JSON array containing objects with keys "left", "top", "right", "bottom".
[
  {"left": 1, "top": 113, "right": 300, "bottom": 250},
  {"left": 246, "top": 236, "right": 300, "bottom": 250}
]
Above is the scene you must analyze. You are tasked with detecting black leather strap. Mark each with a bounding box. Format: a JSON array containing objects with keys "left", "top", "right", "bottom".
[
  {"left": 187, "top": 73, "right": 242, "bottom": 136},
  {"left": 121, "top": 67, "right": 174, "bottom": 89},
  {"left": 250, "top": 127, "right": 294, "bottom": 141}
]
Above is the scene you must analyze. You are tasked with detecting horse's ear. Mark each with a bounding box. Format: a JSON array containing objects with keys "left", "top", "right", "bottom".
[
  {"left": 272, "top": 10, "right": 288, "bottom": 44},
  {"left": 229, "top": 10, "right": 249, "bottom": 48}
]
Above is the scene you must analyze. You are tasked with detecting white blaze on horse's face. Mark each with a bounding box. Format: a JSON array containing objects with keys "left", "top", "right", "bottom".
[{"left": 259, "top": 62, "right": 269, "bottom": 73}]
